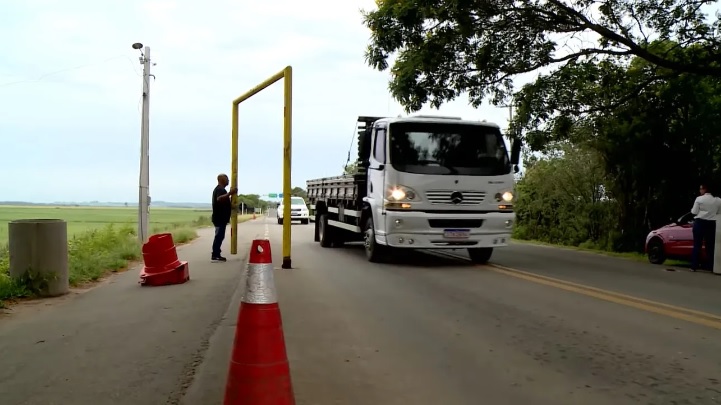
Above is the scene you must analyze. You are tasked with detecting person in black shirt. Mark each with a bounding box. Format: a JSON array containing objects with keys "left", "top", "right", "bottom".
[{"left": 211, "top": 173, "right": 237, "bottom": 262}]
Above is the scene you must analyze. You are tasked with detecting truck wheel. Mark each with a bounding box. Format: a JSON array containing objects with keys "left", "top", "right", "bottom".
[
  {"left": 301, "top": 219, "right": 309, "bottom": 225},
  {"left": 364, "top": 216, "right": 386, "bottom": 262},
  {"left": 468, "top": 247, "right": 493, "bottom": 264},
  {"left": 319, "top": 214, "right": 334, "bottom": 248},
  {"left": 277, "top": 217, "right": 282, "bottom": 225}
]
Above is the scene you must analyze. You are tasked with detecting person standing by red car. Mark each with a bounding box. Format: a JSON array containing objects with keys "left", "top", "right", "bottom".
[{"left": 690, "top": 183, "right": 721, "bottom": 271}]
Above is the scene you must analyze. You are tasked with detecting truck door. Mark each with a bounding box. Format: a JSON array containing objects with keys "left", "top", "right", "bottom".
[{"left": 368, "top": 124, "right": 387, "bottom": 237}]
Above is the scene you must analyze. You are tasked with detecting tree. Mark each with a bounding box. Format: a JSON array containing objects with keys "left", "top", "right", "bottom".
[
  {"left": 344, "top": 161, "right": 359, "bottom": 175},
  {"left": 291, "top": 186, "right": 308, "bottom": 201},
  {"left": 514, "top": 142, "right": 616, "bottom": 249},
  {"left": 237, "top": 194, "right": 269, "bottom": 211},
  {"left": 514, "top": 54, "right": 721, "bottom": 252},
  {"left": 588, "top": 63, "right": 721, "bottom": 250},
  {"left": 363, "top": 0, "right": 721, "bottom": 114}
]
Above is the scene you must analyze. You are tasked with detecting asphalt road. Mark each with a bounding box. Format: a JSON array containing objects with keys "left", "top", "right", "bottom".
[
  {"left": 3, "top": 216, "right": 721, "bottom": 405},
  {"left": 265, "top": 216, "right": 721, "bottom": 405}
]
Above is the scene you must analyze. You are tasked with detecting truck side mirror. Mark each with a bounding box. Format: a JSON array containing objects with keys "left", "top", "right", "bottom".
[{"left": 510, "top": 139, "right": 522, "bottom": 165}]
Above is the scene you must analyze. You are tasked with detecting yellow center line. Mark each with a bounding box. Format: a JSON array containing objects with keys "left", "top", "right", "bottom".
[{"left": 432, "top": 251, "right": 721, "bottom": 330}]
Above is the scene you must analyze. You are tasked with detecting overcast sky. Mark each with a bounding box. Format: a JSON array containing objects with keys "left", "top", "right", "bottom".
[{"left": 1, "top": 0, "right": 516, "bottom": 203}]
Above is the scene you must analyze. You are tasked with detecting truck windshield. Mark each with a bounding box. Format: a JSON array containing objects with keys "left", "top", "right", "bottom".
[
  {"left": 388, "top": 122, "right": 511, "bottom": 176},
  {"left": 291, "top": 198, "right": 305, "bottom": 205}
]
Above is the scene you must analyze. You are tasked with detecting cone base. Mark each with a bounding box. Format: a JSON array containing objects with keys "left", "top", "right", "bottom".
[
  {"left": 224, "top": 302, "right": 295, "bottom": 405},
  {"left": 139, "top": 262, "right": 190, "bottom": 286},
  {"left": 223, "top": 362, "right": 295, "bottom": 405}
]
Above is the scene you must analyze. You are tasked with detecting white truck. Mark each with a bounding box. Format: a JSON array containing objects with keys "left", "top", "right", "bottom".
[
  {"left": 307, "top": 115, "right": 521, "bottom": 263},
  {"left": 277, "top": 196, "right": 310, "bottom": 225}
]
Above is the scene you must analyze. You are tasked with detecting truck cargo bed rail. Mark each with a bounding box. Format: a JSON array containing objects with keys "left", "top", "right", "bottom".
[{"left": 306, "top": 175, "right": 358, "bottom": 202}]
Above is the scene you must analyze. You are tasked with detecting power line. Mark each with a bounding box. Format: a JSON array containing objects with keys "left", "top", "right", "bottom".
[{"left": 0, "top": 55, "right": 141, "bottom": 89}]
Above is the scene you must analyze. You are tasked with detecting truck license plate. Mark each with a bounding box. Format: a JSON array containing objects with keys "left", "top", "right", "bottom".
[{"left": 443, "top": 229, "right": 470, "bottom": 239}]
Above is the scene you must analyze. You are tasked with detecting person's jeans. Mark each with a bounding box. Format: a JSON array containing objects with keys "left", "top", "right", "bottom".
[
  {"left": 212, "top": 224, "right": 227, "bottom": 257},
  {"left": 691, "top": 218, "right": 716, "bottom": 270}
]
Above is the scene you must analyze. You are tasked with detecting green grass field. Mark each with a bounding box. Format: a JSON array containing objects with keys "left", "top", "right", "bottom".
[
  {"left": 0, "top": 206, "right": 213, "bottom": 245},
  {"left": 0, "top": 205, "right": 253, "bottom": 306}
]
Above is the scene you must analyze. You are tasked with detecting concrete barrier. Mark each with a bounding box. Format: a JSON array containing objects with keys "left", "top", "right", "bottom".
[{"left": 9, "top": 219, "right": 69, "bottom": 297}]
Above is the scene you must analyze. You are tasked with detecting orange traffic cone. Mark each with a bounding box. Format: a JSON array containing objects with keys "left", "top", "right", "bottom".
[
  {"left": 139, "top": 233, "right": 190, "bottom": 286},
  {"left": 223, "top": 239, "right": 295, "bottom": 405}
]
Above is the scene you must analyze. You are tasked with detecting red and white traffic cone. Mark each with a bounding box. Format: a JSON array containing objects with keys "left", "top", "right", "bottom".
[{"left": 223, "top": 239, "right": 295, "bottom": 405}]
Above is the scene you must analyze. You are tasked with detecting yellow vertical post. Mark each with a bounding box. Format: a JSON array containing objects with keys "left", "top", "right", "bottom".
[
  {"left": 281, "top": 66, "right": 293, "bottom": 269},
  {"left": 230, "top": 103, "right": 239, "bottom": 255}
]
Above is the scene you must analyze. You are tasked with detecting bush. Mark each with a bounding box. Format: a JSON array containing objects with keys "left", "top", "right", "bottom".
[{"left": 0, "top": 214, "right": 251, "bottom": 307}]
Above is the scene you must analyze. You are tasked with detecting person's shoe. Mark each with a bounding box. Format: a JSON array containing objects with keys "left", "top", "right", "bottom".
[{"left": 211, "top": 256, "right": 227, "bottom": 262}]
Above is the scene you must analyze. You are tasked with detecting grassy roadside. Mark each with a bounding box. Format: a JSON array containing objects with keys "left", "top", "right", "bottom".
[
  {"left": 0, "top": 214, "right": 254, "bottom": 307},
  {"left": 510, "top": 238, "right": 687, "bottom": 266}
]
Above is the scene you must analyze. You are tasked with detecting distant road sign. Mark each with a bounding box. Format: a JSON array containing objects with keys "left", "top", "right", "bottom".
[
  {"left": 268, "top": 193, "right": 278, "bottom": 198},
  {"left": 278, "top": 193, "right": 284, "bottom": 198}
]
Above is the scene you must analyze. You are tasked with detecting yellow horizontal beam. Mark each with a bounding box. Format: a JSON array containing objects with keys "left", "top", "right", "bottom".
[{"left": 232, "top": 69, "right": 285, "bottom": 106}]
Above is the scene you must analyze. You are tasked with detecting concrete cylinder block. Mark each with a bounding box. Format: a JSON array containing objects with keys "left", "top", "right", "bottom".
[{"left": 8, "top": 219, "right": 69, "bottom": 297}]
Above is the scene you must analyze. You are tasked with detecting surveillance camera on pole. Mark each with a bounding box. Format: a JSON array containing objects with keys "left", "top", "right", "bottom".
[{"left": 133, "top": 41, "right": 152, "bottom": 244}]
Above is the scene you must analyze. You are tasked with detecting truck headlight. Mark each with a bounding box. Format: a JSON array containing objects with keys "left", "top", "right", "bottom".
[
  {"left": 495, "top": 191, "right": 514, "bottom": 202},
  {"left": 386, "top": 185, "right": 418, "bottom": 201}
]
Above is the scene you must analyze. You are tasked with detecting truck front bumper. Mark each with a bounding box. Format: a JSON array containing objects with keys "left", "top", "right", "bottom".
[{"left": 377, "top": 211, "right": 514, "bottom": 249}]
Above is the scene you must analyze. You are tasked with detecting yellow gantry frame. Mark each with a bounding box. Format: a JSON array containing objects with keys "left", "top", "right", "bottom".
[{"left": 230, "top": 66, "right": 293, "bottom": 269}]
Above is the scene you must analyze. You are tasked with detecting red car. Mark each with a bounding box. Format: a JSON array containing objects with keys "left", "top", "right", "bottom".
[{"left": 645, "top": 212, "right": 707, "bottom": 265}]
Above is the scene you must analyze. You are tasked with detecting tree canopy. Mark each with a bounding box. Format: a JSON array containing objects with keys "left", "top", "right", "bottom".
[
  {"left": 237, "top": 194, "right": 269, "bottom": 211},
  {"left": 291, "top": 187, "right": 308, "bottom": 201},
  {"left": 363, "top": 0, "right": 721, "bottom": 116}
]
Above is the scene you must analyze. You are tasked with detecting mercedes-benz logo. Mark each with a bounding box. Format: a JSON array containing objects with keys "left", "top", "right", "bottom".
[{"left": 450, "top": 191, "right": 464, "bottom": 204}]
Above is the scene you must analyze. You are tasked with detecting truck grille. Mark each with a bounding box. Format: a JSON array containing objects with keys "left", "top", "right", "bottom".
[{"left": 425, "top": 190, "right": 486, "bottom": 205}]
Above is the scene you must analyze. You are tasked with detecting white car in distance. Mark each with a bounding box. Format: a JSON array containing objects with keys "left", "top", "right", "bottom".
[{"left": 277, "top": 196, "right": 310, "bottom": 225}]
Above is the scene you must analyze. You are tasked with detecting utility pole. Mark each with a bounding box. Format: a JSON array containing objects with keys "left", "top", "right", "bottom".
[
  {"left": 133, "top": 42, "right": 152, "bottom": 244},
  {"left": 499, "top": 103, "right": 513, "bottom": 129},
  {"left": 499, "top": 102, "right": 514, "bottom": 147},
  {"left": 500, "top": 101, "right": 522, "bottom": 180}
]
